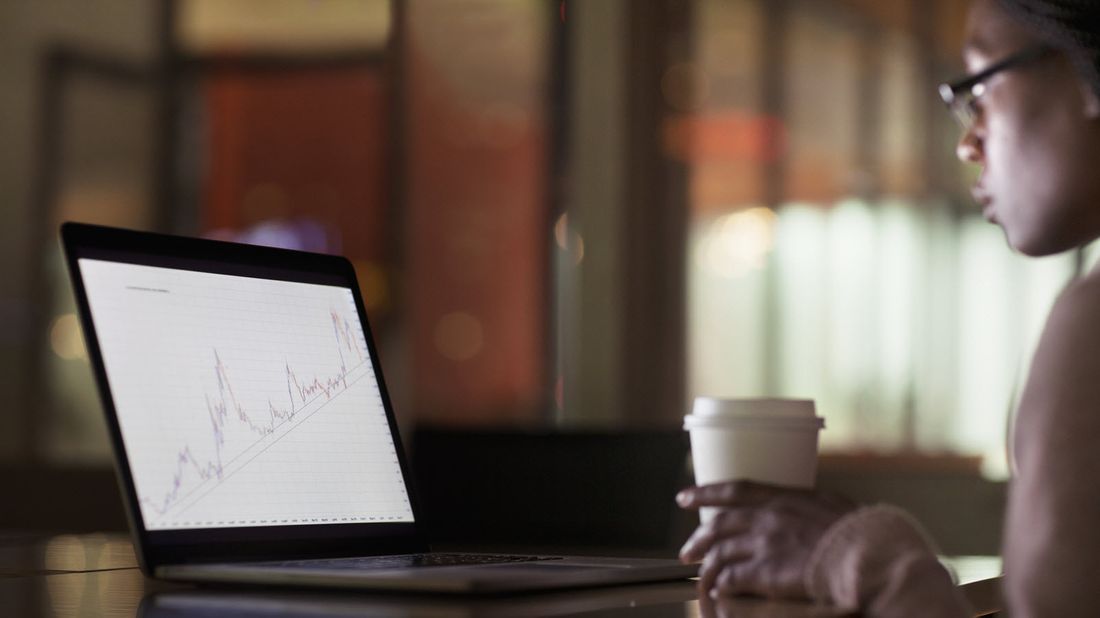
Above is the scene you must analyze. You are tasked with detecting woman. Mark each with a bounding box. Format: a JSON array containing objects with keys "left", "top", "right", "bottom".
[{"left": 678, "top": 1, "right": 1100, "bottom": 615}]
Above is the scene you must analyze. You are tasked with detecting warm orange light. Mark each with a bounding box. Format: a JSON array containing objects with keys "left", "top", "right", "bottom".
[
  {"left": 434, "top": 312, "right": 485, "bottom": 361},
  {"left": 663, "top": 111, "right": 787, "bottom": 163},
  {"left": 554, "top": 213, "right": 585, "bottom": 266},
  {"left": 49, "top": 314, "right": 86, "bottom": 361}
]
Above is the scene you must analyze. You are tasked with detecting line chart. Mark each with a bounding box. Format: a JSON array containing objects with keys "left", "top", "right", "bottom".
[
  {"left": 77, "top": 259, "right": 414, "bottom": 530},
  {"left": 140, "top": 341, "right": 362, "bottom": 518}
]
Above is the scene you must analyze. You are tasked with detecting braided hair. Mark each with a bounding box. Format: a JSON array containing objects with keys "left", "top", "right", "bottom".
[{"left": 997, "top": 0, "right": 1100, "bottom": 97}]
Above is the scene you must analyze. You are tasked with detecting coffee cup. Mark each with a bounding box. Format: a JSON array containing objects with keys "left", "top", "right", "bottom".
[{"left": 684, "top": 397, "right": 824, "bottom": 523}]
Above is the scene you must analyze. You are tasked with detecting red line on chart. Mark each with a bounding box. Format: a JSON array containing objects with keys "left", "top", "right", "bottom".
[{"left": 332, "top": 308, "right": 364, "bottom": 368}]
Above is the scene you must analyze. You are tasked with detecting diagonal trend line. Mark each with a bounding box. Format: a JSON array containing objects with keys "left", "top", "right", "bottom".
[{"left": 170, "top": 367, "right": 373, "bottom": 519}]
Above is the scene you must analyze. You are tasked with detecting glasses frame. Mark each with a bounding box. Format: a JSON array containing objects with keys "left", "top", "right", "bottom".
[{"left": 938, "top": 45, "right": 1051, "bottom": 130}]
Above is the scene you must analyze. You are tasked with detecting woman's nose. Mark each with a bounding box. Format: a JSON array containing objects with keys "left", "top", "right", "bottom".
[{"left": 956, "top": 126, "right": 983, "bottom": 164}]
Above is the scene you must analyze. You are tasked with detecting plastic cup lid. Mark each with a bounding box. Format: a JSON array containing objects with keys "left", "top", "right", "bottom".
[
  {"left": 691, "top": 397, "right": 815, "bottom": 419},
  {"left": 683, "top": 413, "right": 825, "bottom": 431}
]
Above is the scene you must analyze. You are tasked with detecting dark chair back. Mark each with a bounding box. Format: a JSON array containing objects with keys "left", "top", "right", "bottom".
[{"left": 410, "top": 426, "right": 692, "bottom": 556}]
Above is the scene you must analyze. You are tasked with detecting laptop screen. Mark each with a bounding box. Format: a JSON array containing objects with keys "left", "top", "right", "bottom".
[{"left": 77, "top": 258, "right": 415, "bottom": 532}]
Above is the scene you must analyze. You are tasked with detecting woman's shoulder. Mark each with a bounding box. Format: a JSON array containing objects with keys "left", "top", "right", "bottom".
[
  {"left": 1044, "top": 267, "right": 1100, "bottom": 342},
  {"left": 1017, "top": 265, "right": 1100, "bottom": 452},
  {"left": 1066, "top": 262, "right": 1100, "bottom": 294}
]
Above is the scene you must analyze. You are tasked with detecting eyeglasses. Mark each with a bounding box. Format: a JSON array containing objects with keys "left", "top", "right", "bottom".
[{"left": 938, "top": 45, "right": 1051, "bottom": 131}]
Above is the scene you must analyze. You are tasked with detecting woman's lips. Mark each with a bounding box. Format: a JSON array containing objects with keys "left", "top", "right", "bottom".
[{"left": 971, "top": 181, "right": 994, "bottom": 222}]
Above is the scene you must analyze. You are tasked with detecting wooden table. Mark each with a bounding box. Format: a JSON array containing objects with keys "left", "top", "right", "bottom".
[{"left": 0, "top": 533, "right": 1001, "bottom": 617}]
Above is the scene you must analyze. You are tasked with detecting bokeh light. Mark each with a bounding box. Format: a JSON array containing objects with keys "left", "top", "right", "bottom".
[
  {"left": 696, "top": 207, "right": 776, "bottom": 278},
  {"left": 433, "top": 311, "right": 484, "bottom": 361},
  {"left": 554, "top": 213, "right": 585, "bottom": 266},
  {"left": 49, "top": 314, "right": 87, "bottom": 361}
]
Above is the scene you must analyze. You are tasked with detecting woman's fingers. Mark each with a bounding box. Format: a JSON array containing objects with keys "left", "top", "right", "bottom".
[
  {"left": 678, "top": 481, "right": 857, "bottom": 600},
  {"left": 713, "top": 560, "right": 761, "bottom": 598},
  {"left": 677, "top": 479, "right": 806, "bottom": 509},
  {"left": 698, "top": 534, "right": 755, "bottom": 593},
  {"left": 680, "top": 507, "right": 753, "bottom": 563}
]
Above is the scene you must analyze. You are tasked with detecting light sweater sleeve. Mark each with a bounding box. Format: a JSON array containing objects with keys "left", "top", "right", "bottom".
[{"left": 804, "top": 504, "right": 973, "bottom": 617}]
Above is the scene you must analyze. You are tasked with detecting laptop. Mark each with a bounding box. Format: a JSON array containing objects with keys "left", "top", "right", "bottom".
[{"left": 60, "top": 222, "right": 697, "bottom": 593}]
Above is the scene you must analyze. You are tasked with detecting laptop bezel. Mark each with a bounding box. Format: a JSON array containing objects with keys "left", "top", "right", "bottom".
[{"left": 60, "top": 222, "right": 430, "bottom": 573}]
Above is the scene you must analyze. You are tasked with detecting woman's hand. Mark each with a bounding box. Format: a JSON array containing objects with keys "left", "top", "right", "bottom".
[{"left": 677, "top": 480, "right": 857, "bottom": 600}]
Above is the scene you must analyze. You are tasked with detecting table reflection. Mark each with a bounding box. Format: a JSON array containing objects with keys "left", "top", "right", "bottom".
[
  {"left": 136, "top": 583, "right": 851, "bottom": 618},
  {"left": 699, "top": 593, "right": 851, "bottom": 618},
  {"left": 138, "top": 582, "right": 700, "bottom": 617},
  {"left": 0, "top": 532, "right": 137, "bottom": 576},
  {"left": 0, "top": 533, "right": 998, "bottom": 617}
]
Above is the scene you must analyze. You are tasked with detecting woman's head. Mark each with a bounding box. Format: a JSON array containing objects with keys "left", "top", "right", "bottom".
[{"left": 955, "top": 0, "right": 1100, "bottom": 256}]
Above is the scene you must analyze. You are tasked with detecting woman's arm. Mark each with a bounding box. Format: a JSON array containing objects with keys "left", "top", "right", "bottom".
[
  {"left": 678, "top": 483, "right": 972, "bottom": 616},
  {"left": 805, "top": 505, "right": 971, "bottom": 617},
  {"left": 1003, "top": 274, "right": 1100, "bottom": 617}
]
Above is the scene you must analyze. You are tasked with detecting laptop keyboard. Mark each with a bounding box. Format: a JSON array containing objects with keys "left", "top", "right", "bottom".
[{"left": 256, "top": 553, "right": 564, "bottom": 571}]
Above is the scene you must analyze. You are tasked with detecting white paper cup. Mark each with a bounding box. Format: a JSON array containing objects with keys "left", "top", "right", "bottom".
[{"left": 685, "top": 398, "right": 824, "bottom": 523}]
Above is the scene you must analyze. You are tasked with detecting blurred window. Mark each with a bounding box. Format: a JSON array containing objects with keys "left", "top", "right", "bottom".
[
  {"left": 30, "top": 0, "right": 553, "bottom": 470},
  {"left": 685, "top": 0, "right": 1077, "bottom": 479}
]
